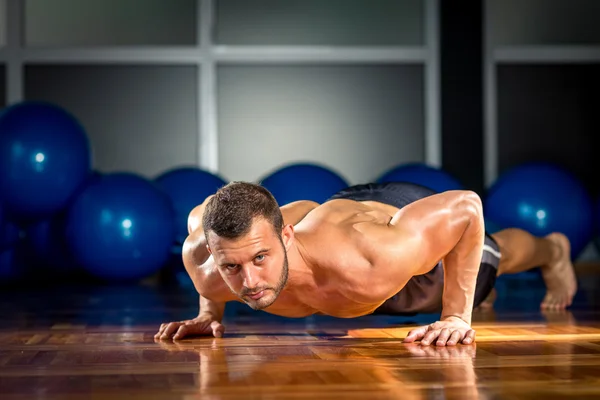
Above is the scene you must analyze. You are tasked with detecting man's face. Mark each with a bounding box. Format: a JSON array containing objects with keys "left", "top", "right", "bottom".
[{"left": 207, "top": 218, "right": 292, "bottom": 310}]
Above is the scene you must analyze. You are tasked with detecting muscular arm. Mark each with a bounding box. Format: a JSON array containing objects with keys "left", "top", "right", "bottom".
[
  {"left": 184, "top": 195, "right": 230, "bottom": 321},
  {"left": 182, "top": 229, "right": 227, "bottom": 321},
  {"left": 437, "top": 193, "right": 485, "bottom": 324},
  {"left": 363, "top": 190, "right": 485, "bottom": 325}
]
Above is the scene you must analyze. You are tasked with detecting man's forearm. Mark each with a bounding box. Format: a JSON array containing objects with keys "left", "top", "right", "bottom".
[
  {"left": 441, "top": 202, "right": 485, "bottom": 325},
  {"left": 199, "top": 295, "right": 226, "bottom": 322}
]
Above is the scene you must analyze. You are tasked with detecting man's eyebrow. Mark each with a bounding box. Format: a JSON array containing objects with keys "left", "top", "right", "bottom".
[
  {"left": 253, "top": 248, "right": 270, "bottom": 258},
  {"left": 219, "top": 248, "right": 270, "bottom": 267}
]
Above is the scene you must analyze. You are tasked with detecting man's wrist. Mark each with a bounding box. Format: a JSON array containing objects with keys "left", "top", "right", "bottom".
[
  {"left": 197, "top": 311, "right": 221, "bottom": 322},
  {"left": 441, "top": 314, "right": 471, "bottom": 325}
]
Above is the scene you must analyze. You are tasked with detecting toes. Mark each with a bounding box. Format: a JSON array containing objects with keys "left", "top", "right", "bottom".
[
  {"left": 541, "top": 297, "right": 568, "bottom": 311},
  {"left": 541, "top": 295, "right": 553, "bottom": 309},
  {"left": 541, "top": 292, "right": 573, "bottom": 310}
]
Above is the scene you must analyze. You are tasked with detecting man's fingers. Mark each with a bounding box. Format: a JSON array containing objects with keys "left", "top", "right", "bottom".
[
  {"left": 173, "top": 321, "right": 225, "bottom": 340},
  {"left": 154, "top": 323, "right": 170, "bottom": 339},
  {"left": 463, "top": 329, "right": 476, "bottom": 344},
  {"left": 154, "top": 328, "right": 162, "bottom": 339},
  {"left": 435, "top": 328, "right": 452, "bottom": 347},
  {"left": 210, "top": 321, "right": 225, "bottom": 338},
  {"left": 172, "top": 325, "right": 190, "bottom": 340},
  {"left": 161, "top": 322, "right": 182, "bottom": 339},
  {"left": 156, "top": 319, "right": 226, "bottom": 341},
  {"left": 447, "top": 330, "right": 462, "bottom": 346},
  {"left": 421, "top": 329, "right": 441, "bottom": 346},
  {"left": 403, "top": 326, "right": 428, "bottom": 343}
]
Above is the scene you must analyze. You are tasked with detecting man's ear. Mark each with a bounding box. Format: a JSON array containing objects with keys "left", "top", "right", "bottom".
[
  {"left": 281, "top": 224, "right": 295, "bottom": 250},
  {"left": 206, "top": 244, "right": 212, "bottom": 254}
]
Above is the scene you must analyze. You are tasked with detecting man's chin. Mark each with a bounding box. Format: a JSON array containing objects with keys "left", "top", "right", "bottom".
[{"left": 245, "top": 294, "right": 276, "bottom": 310}]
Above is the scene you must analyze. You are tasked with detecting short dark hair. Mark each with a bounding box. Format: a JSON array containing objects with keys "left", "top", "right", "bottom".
[{"left": 202, "top": 181, "right": 283, "bottom": 240}]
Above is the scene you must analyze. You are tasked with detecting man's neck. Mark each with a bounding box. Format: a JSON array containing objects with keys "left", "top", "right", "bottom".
[{"left": 283, "top": 235, "right": 319, "bottom": 298}]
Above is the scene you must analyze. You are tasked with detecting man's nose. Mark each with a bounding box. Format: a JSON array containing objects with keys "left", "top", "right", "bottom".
[{"left": 242, "top": 266, "right": 260, "bottom": 290}]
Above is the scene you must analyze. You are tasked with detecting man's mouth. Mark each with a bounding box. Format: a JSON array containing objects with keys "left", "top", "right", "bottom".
[{"left": 247, "top": 290, "right": 265, "bottom": 300}]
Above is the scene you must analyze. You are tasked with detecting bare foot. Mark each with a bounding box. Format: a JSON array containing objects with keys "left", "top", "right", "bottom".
[{"left": 540, "top": 233, "right": 577, "bottom": 310}]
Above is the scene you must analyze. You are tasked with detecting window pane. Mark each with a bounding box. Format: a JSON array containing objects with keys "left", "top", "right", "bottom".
[
  {"left": 25, "top": 65, "right": 199, "bottom": 178},
  {"left": 497, "top": 64, "right": 600, "bottom": 196},
  {"left": 217, "top": 65, "right": 424, "bottom": 184},
  {"left": 25, "top": 0, "right": 197, "bottom": 47},
  {"left": 215, "top": 0, "right": 424, "bottom": 46},
  {"left": 489, "top": 0, "right": 600, "bottom": 46}
]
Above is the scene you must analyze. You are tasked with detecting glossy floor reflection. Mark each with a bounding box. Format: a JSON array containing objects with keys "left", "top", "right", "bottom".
[{"left": 0, "top": 270, "right": 599, "bottom": 399}]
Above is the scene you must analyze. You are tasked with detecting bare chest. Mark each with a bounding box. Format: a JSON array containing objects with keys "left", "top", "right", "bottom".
[{"left": 260, "top": 282, "right": 383, "bottom": 319}]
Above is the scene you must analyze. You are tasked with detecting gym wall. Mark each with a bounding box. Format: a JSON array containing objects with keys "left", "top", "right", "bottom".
[
  {"left": 489, "top": 0, "right": 600, "bottom": 198},
  {"left": 0, "top": 1, "right": 4, "bottom": 47},
  {"left": 216, "top": 65, "right": 424, "bottom": 184},
  {"left": 15, "top": 0, "right": 430, "bottom": 186},
  {"left": 497, "top": 65, "right": 600, "bottom": 198},
  {"left": 1, "top": 1, "right": 598, "bottom": 255},
  {"left": 24, "top": 65, "right": 199, "bottom": 179},
  {"left": 484, "top": 0, "right": 600, "bottom": 260}
]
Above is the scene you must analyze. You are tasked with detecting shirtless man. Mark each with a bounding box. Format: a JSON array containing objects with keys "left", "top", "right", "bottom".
[{"left": 155, "top": 181, "right": 577, "bottom": 346}]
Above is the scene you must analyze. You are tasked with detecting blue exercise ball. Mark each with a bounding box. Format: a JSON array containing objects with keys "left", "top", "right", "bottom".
[
  {"left": 377, "top": 163, "right": 463, "bottom": 193},
  {"left": 0, "top": 101, "right": 92, "bottom": 219},
  {"left": 22, "top": 170, "right": 103, "bottom": 273},
  {"left": 485, "top": 162, "right": 593, "bottom": 259},
  {"left": 155, "top": 167, "right": 227, "bottom": 244},
  {"left": 65, "top": 173, "right": 176, "bottom": 282},
  {"left": 259, "top": 163, "right": 350, "bottom": 205}
]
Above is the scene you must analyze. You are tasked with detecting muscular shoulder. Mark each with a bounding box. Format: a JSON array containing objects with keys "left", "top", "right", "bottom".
[
  {"left": 182, "top": 230, "right": 234, "bottom": 303},
  {"left": 187, "top": 194, "right": 215, "bottom": 233}
]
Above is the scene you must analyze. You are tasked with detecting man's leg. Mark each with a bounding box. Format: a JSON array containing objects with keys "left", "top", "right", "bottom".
[{"left": 489, "top": 228, "right": 577, "bottom": 310}]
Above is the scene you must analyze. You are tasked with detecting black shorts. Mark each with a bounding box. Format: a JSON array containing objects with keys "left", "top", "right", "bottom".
[{"left": 327, "top": 182, "right": 500, "bottom": 316}]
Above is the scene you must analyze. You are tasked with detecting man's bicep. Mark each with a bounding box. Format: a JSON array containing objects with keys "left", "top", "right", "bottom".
[{"left": 383, "top": 191, "right": 475, "bottom": 267}]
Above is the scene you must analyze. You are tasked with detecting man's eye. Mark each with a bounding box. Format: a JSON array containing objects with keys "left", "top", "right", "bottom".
[
  {"left": 225, "top": 264, "right": 238, "bottom": 270},
  {"left": 255, "top": 255, "right": 265, "bottom": 262}
]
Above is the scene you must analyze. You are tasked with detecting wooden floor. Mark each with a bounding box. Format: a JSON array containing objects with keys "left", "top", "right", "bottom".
[{"left": 1, "top": 271, "right": 600, "bottom": 399}]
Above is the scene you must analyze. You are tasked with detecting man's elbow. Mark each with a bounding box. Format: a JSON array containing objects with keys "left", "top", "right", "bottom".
[
  {"left": 458, "top": 191, "right": 484, "bottom": 229},
  {"left": 460, "top": 191, "right": 482, "bottom": 213}
]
